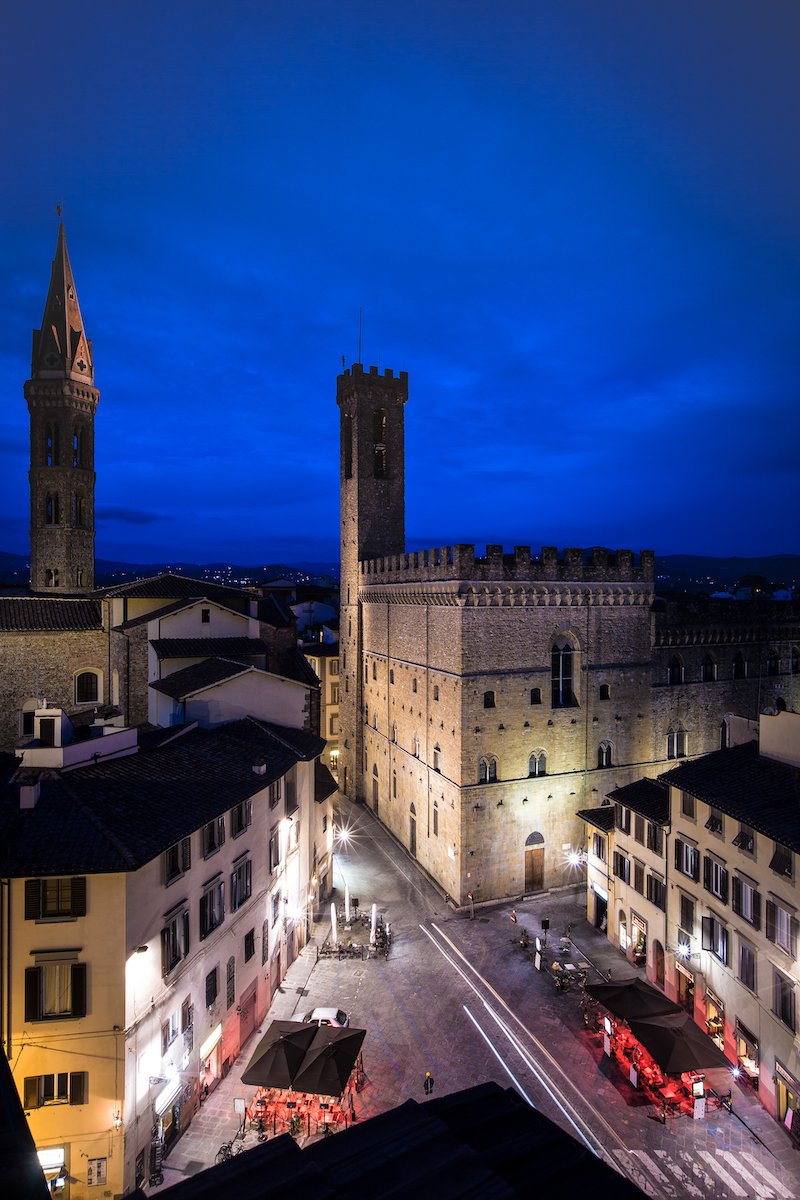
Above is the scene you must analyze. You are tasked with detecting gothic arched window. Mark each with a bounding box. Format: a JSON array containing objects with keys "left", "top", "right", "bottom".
[
  {"left": 528, "top": 752, "right": 546, "bottom": 777},
  {"left": 478, "top": 757, "right": 497, "bottom": 783},
  {"left": 45, "top": 423, "right": 59, "bottom": 467},
  {"left": 667, "top": 656, "right": 684, "bottom": 686},
  {"left": 72, "top": 426, "right": 83, "bottom": 467},
  {"left": 701, "top": 655, "right": 717, "bottom": 682},
  {"left": 483, "top": 690, "right": 495, "bottom": 709},
  {"left": 733, "top": 652, "right": 747, "bottom": 680},
  {"left": 45, "top": 492, "right": 59, "bottom": 525},
  {"left": 667, "top": 724, "right": 687, "bottom": 760},
  {"left": 597, "top": 742, "right": 612, "bottom": 769},
  {"left": 74, "top": 492, "right": 87, "bottom": 527},
  {"left": 551, "top": 642, "right": 574, "bottom": 707},
  {"left": 768, "top": 650, "right": 780, "bottom": 677}
]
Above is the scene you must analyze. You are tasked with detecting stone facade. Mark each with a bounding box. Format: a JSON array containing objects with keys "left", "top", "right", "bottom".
[{"left": 338, "top": 365, "right": 800, "bottom": 906}]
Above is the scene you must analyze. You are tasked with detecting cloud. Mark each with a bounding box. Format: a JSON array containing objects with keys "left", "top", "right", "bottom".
[{"left": 95, "top": 506, "right": 166, "bottom": 526}]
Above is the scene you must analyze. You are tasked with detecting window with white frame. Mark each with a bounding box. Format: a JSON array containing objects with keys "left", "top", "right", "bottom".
[
  {"left": 230, "top": 857, "right": 252, "bottom": 912},
  {"left": 592, "top": 832, "right": 606, "bottom": 863},
  {"left": 161, "top": 1010, "right": 179, "bottom": 1055},
  {"left": 230, "top": 799, "right": 252, "bottom": 839},
  {"left": 766, "top": 899, "right": 798, "bottom": 957},
  {"left": 739, "top": 940, "right": 756, "bottom": 991},
  {"left": 165, "top": 838, "right": 191, "bottom": 885},
  {"left": 646, "top": 822, "right": 664, "bottom": 856},
  {"left": 774, "top": 969, "right": 795, "bottom": 1031},
  {"left": 25, "top": 959, "right": 87, "bottom": 1021},
  {"left": 731, "top": 876, "right": 761, "bottom": 928},
  {"left": 202, "top": 817, "right": 225, "bottom": 858},
  {"left": 269, "top": 827, "right": 281, "bottom": 873},
  {"left": 703, "top": 857, "right": 729, "bottom": 904},
  {"left": 199, "top": 878, "right": 224, "bottom": 940},
  {"left": 613, "top": 852, "right": 630, "bottom": 884},
  {"left": 701, "top": 914, "right": 728, "bottom": 964},
  {"left": 161, "top": 908, "right": 189, "bottom": 976},
  {"left": 674, "top": 839, "right": 701, "bottom": 882}
]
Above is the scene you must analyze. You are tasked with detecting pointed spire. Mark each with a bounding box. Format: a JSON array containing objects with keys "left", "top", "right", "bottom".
[{"left": 31, "top": 222, "right": 93, "bottom": 383}]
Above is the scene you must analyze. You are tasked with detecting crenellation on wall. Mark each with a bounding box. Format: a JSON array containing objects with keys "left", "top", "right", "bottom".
[{"left": 360, "top": 542, "right": 655, "bottom": 585}]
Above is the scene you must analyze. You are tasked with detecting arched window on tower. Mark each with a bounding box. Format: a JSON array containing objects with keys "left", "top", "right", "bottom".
[
  {"left": 478, "top": 757, "right": 498, "bottom": 784},
  {"left": 667, "top": 656, "right": 684, "bottom": 686},
  {"left": 343, "top": 413, "right": 353, "bottom": 479},
  {"left": 72, "top": 426, "right": 83, "bottom": 467},
  {"left": 391, "top": 721, "right": 397, "bottom": 744},
  {"left": 45, "top": 568, "right": 59, "bottom": 588},
  {"left": 44, "top": 423, "right": 59, "bottom": 467},
  {"left": 597, "top": 742, "right": 612, "bottom": 769},
  {"left": 733, "top": 652, "right": 747, "bottom": 680},
  {"left": 701, "top": 654, "right": 717, "bottom": 682},
  {"left": 74, "top": 492, "right": 87, "bottom": 527},
  {"left": 551, "top": 642, "right": 575, "bottom": 707},
  {"left": 373, "top": 408, "right": 387, "bottom": 478},
  {"left": 433, "top": 744, "right": 441, "bottom": 772},
  {"left": 45, "top": 492, "right": 59, "bottom": 525},
  {"left": 75, "top": 568, "right": 85, "bottom": 588}
]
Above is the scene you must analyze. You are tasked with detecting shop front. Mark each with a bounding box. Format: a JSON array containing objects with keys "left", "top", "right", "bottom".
[
  {"left": 37, "top": 1147, "right": 68, "bottom": 1197},
  {"left": 775, "top": 1061, "right": 799, "bottom": 1128},
  {"left": 154, "top": 1074, "right": 183, "bottom": 1149},
  {"left": 199, "top": 1023, "right": 223, "bottom": 1102},
  {"left": 593, "top": 883, "right": 608, "bottom": 932},
  {"left": 735, "top": 1020, "right": 759, "bottom": 1090},
  {"left": 631, "top": 912, "right": 647, "bottom": 967},
  {"left": 676, "top": 961, "right": 694, "bottom": 1015},
  {"left": 705, "top": 987, "right": 724, "bottom": 1050}
]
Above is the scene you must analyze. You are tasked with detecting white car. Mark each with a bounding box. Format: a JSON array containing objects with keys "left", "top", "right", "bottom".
[{"left": 300, "top": 1007, "right": 349, "bottom": 1028}]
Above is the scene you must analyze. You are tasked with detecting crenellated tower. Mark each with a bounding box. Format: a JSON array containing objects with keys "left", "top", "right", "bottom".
[
  {"left": 25, "top": 223, "right": 99, "bottom": 594},
  {"left": 337, "top": 363, "right": 408, "bottom": 802}
]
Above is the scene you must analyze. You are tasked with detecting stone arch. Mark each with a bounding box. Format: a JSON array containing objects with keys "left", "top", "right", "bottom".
[{"left": 525, "top": 831, "right": 544, "bottom": 847}]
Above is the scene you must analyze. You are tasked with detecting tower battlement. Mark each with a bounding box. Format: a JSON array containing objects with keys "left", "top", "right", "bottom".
[
  {"left": 337, "top": 363, "right": 408, "bottom": 395},
  {"left": 360, "top": 543, "right": 655, "bottom": 584}
]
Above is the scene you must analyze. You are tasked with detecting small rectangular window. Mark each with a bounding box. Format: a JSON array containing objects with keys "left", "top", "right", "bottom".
[
  {"left": 244, "top": 929, "right": 255, "bottom": 962},
  {"left": 201, "top": 609, "right": 210, "bottom": 624},
  {"left": 681, "top": 792, "right": 695, "bottom": 819}
]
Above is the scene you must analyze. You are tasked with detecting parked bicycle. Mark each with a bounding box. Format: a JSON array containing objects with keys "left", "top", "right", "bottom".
[{"left": 215, "top": 1139, "right": 244, "bottom": 1164}]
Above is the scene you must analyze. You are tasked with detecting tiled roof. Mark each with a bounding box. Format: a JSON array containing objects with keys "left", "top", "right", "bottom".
[
  {"left": 222, "top": 718, "right": 326, "bottom": 762},
  {"left": 93, "top": 572, "right": 249, "bottom": 608},
  {"left": 149, "top": 659, "right": 253, "bottom": 698},
  {"left": 281, "top": 647, "right": 321, "bottom": 688},
  {"left": 151, "top": 638, "right": 268, "bottom": 660},
  {"left": 302, "top": 643, "right": 340, "bottom": 659},
  {"left": 605, "top": 777, "right": 669, "bottom": 824},
  {"left": 69, "top": 705, "right": 122, "bottom": 727},
  {"left": 113, "top": 598, "right": 199, "bottom": 630},
  {"left": 576, "top": 806, "right": 616, "bottom": 832},
  {"left": 0, "top": 724, "right": 307, "bottom": 876},
  {"left": 0, "top": 597, "right": 102, "bottom": 631},
  {"left": 315, "top": 759, "right": 338, "bottom": 804},
  {"left": 258, "top": 594, "right": 293, "bottom": 627},
  {"left": 660, "top": 744, "right": 800, "bottom": 851}
]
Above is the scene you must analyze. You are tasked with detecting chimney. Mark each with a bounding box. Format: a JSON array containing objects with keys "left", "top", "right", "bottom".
[
  {"left": 252, "top": 759, "right": 266, "bottom": 775},
  {"left": 20, "top": 782, "right": 41, "bottom": 809}
]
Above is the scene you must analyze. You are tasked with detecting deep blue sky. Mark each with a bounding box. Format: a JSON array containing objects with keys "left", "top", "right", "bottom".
[{"left": 1, "top": 1, "right": 798, "bottom": 565}]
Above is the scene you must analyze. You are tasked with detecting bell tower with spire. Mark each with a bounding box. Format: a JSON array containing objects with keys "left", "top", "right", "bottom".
[{"left": 25, "top": 223, "right": 99, "bottom": 594}]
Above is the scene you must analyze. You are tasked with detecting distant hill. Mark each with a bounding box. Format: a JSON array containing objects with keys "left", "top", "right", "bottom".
[{"left": 654, "top": 554, "right": 800, "bottom": 594}]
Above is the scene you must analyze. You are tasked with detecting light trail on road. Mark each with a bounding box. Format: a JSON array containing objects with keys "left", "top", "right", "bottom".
[{"left": 461, "top": 1005, "right": 538, "bottom": 1110}]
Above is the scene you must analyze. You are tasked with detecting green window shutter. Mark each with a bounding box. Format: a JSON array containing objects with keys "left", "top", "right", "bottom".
[
  {"left": 24, "top": 879, "right": 40, "bottom": 920},
  {"left": 23, "top": 1076, "right": 39, "bottom": 1109},
  {"left": 24, "top": 968, "right": 41, "bottom": 1022},
  {"left": 70, "top": 963, "right": 87, "bottom": 1018},
  {"left": 71, "top": 877, "right": 87, "bottom": 917},
  {"left": 69, "top": 1072, "right": 86, "bottom": 1105}
]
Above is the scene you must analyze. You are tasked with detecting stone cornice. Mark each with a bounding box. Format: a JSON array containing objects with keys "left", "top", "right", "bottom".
[{"left": 361, "top": 582, "right": 654, "bottom": 608}]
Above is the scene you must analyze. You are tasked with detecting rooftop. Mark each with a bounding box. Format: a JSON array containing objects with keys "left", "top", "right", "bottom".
[
  {"left": 575, "top": 805, "right": 616, "bottom": 832},
  {"left": 0, "top": 597, "right": 102, "bottom": 631},
  {"left": 150, "top": 637, "right": 268, "bottom": 660},
  {"left": 605, "top": 777, "right": 669, "bottom": 825},
  {"left": 660, "top": 743, "right": 800, "bottom": 852}
]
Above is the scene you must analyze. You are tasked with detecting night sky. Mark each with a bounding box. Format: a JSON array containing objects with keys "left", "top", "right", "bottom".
[{"left": 1, "top": 2, "right": 798, "bottom": 566}]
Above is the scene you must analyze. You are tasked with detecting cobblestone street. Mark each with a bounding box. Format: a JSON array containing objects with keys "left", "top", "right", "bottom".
[{"left": 153, "top": 797, "right": 800, "bottom": 1199}]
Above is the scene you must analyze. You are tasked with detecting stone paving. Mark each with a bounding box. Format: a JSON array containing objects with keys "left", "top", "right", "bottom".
[{"left": 151, "top": 797, "right": 800, "bottom": 1199}]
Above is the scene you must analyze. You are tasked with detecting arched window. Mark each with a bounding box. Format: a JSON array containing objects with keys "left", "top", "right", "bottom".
[
  {"left": 528, "top": 752, "right": 546, "bottom": 777},
  {"left": 45, "top": 423, "right": 59, "bottom": 466},
  {"left": 433, "top": 744, "right": 441, "bottom": 772},
  {"left": 792, "top": 647, "right": 799, "bottom": 675},
  {"left": 373, "top": 408, "right": 387, "bottom": 478},
  {"left": 433, "top": 800, "right": 439, "bottom": 837},
  {"left": 776, "top": 696, "right": 787, "bottom": 712},
  {"left": 551, "top": 642, "right": 575, "bottom": 707},
  {"left": 479, "top": 757, "right": 497, "bottom": 783},
  {"left": 667, "top": 656, "right": 684, "bottom": 685},
  {"left": 390, "top": 669, "right": 394, "bottom": 684},
  {"left": 45, "top": 568, "right": 58, "bottom": 587},
  {"left": 667, "top": 724, "right": 687, "bottom": 760},
  {"left": 343, "top": 413, "right": 353, "bottom": 479},
  {"left": 373, "top": 709, "right": 378, "bottom": 729},
  {"left": 372, "top": 662, "right": 377, "bottom": 679},
  {"left": 75, "top": 671, "right": 99, "bottom": 704},
  {"left": 768, "top": 650, "right": 780, "bottom": 677},
  {"left": 365, "top": 663, "right": 368, "bottom": 682},
  {"left": 654, "top": 940, "right": 665, "bottom": 988},
  {"left": 733, "top": 652, "right": 747, "bottom": 680},
  {"left": 392, "top": 770, "right": 397, "bottom": 798},
  {"left": 72, "top": 426, "right": 83, "bottom": 467},
  {"left": 413, "top": 678, "right": 417, "bottom": 693},
  {"left": 530, "top": 687, "right": 541, "bottom": 705},
  {"left": 433, "top": 685, "right": 439, "bottom": 701},
  {"left": 483, "top": 690, "right": 495, "bottom": 709},
  {"left": 226, "top": 957, "right": 235, "bottom": 1009},
  {"left": 413, "top": 734, "right": 419, "bottom": 758},
  {"left": 597, "top": 742, "right": 612, "bottom": 769},
  {"left": 75, "top": 568, "right": 85, "bottom": 587},
  {"left": 391, "top": 721, "right": 397, "bottom": 744},
  {"left": 701, "top": 655, "right": 717, "bottom": 682},
  {"left": 45, "top": 492, "right": 59, "bottom": 525},
  {"left": 74, "top": 492, "right": 87, "bottom": 527},
  {"left": 599, "top": 684, "right": 611, "bottom": 701}
]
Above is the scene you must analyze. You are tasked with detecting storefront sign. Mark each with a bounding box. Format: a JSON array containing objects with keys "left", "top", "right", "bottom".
[
  {"left": 632, "top": 912, "right": 647, "bottom": 935},
  {"left": 155, "top": 1076, "right": 182, "bottom": 1114},
  {"left": 593, "top": 883, "right": 608, "bottom": 902},
  {"left": 38, "top": 1149, "right": 65, "bottom": 1171}
]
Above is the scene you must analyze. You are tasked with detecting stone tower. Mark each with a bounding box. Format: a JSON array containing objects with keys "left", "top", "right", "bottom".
[
  {"left": 25, "top": 223, "right": 99, "bottom": 594},
  {"left": 337, "top": 363, "right": 408, "bottom": 802}
]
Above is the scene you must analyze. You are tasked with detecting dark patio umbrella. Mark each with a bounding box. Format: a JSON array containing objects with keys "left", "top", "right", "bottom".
[
  {"left": 584, "top": 977, "right": 682, "bottom": 1021},
  {"left": 240, "top": 1021, "right": 318, "bottom": 1089},
  {"left": 628, "top": 1011, "right": 731, "bottom": 1075},
  {"left": 291, "top": 1026, "right": 366, "bottom": 1097}
]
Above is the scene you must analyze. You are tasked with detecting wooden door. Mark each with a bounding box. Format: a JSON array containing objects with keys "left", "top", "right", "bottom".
[{"left": 525, "top": 846, "right": 544, "bottom": 891}]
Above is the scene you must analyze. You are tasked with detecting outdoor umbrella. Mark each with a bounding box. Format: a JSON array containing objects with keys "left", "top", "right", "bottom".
[
  {"left": 291, "top": 1026, "right": 366, "bottom": 1097},
  {"left": 628, "top": 1011, "right": 731, "bottom": 1075},
  {"left": 240, "top": 1021, "right": 318, "bottom": 1089},
  {"left": 584, "top": 977, "right": 682, "bottom": 1021}
]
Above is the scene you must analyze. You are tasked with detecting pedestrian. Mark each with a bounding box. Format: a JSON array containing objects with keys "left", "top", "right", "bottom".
[
  {"left": 424, "top": 1072, "right": 434, "bottom": 1096},
  {"left": 468, "top": 889, "right": 474, "bottom": 919}
]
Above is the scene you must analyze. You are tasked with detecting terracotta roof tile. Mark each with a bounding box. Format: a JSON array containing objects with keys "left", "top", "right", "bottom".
[{"left": 0, "top": 597, "right": 102, "bottom": 631}]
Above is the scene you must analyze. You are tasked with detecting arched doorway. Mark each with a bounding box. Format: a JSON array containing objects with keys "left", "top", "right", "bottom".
[
  {"left": 524, "top": 832, "right": 544, "bottom": 892},
  {"left": 409, "top": 803, "right": 417, "bottom": 857},
  {"left": 619, "top": 911, "right": 628, "bottom": 953}
]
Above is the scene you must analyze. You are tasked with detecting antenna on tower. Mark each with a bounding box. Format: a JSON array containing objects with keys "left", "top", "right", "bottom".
[{"left": 358, "top": 307, "right": 362, "bottom": 363}]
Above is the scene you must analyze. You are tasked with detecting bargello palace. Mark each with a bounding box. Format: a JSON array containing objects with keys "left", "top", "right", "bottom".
[{"left": 336, "top": 365, "right": 800, "bottom": 905}]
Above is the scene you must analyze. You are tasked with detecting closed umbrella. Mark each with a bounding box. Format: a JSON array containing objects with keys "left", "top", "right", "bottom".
[
  {"left": 240, "top": 1021, "right": 317, "bottom": 1089},
  {"left": 584, "top": 978, "right": 682, "bottom": 1021},
  {"left": 628, "top": 1011, "right": 731, "bottom": 1075},
  {"left": 292, "top": 1026, "right": 366, "bottom": 1097}
]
